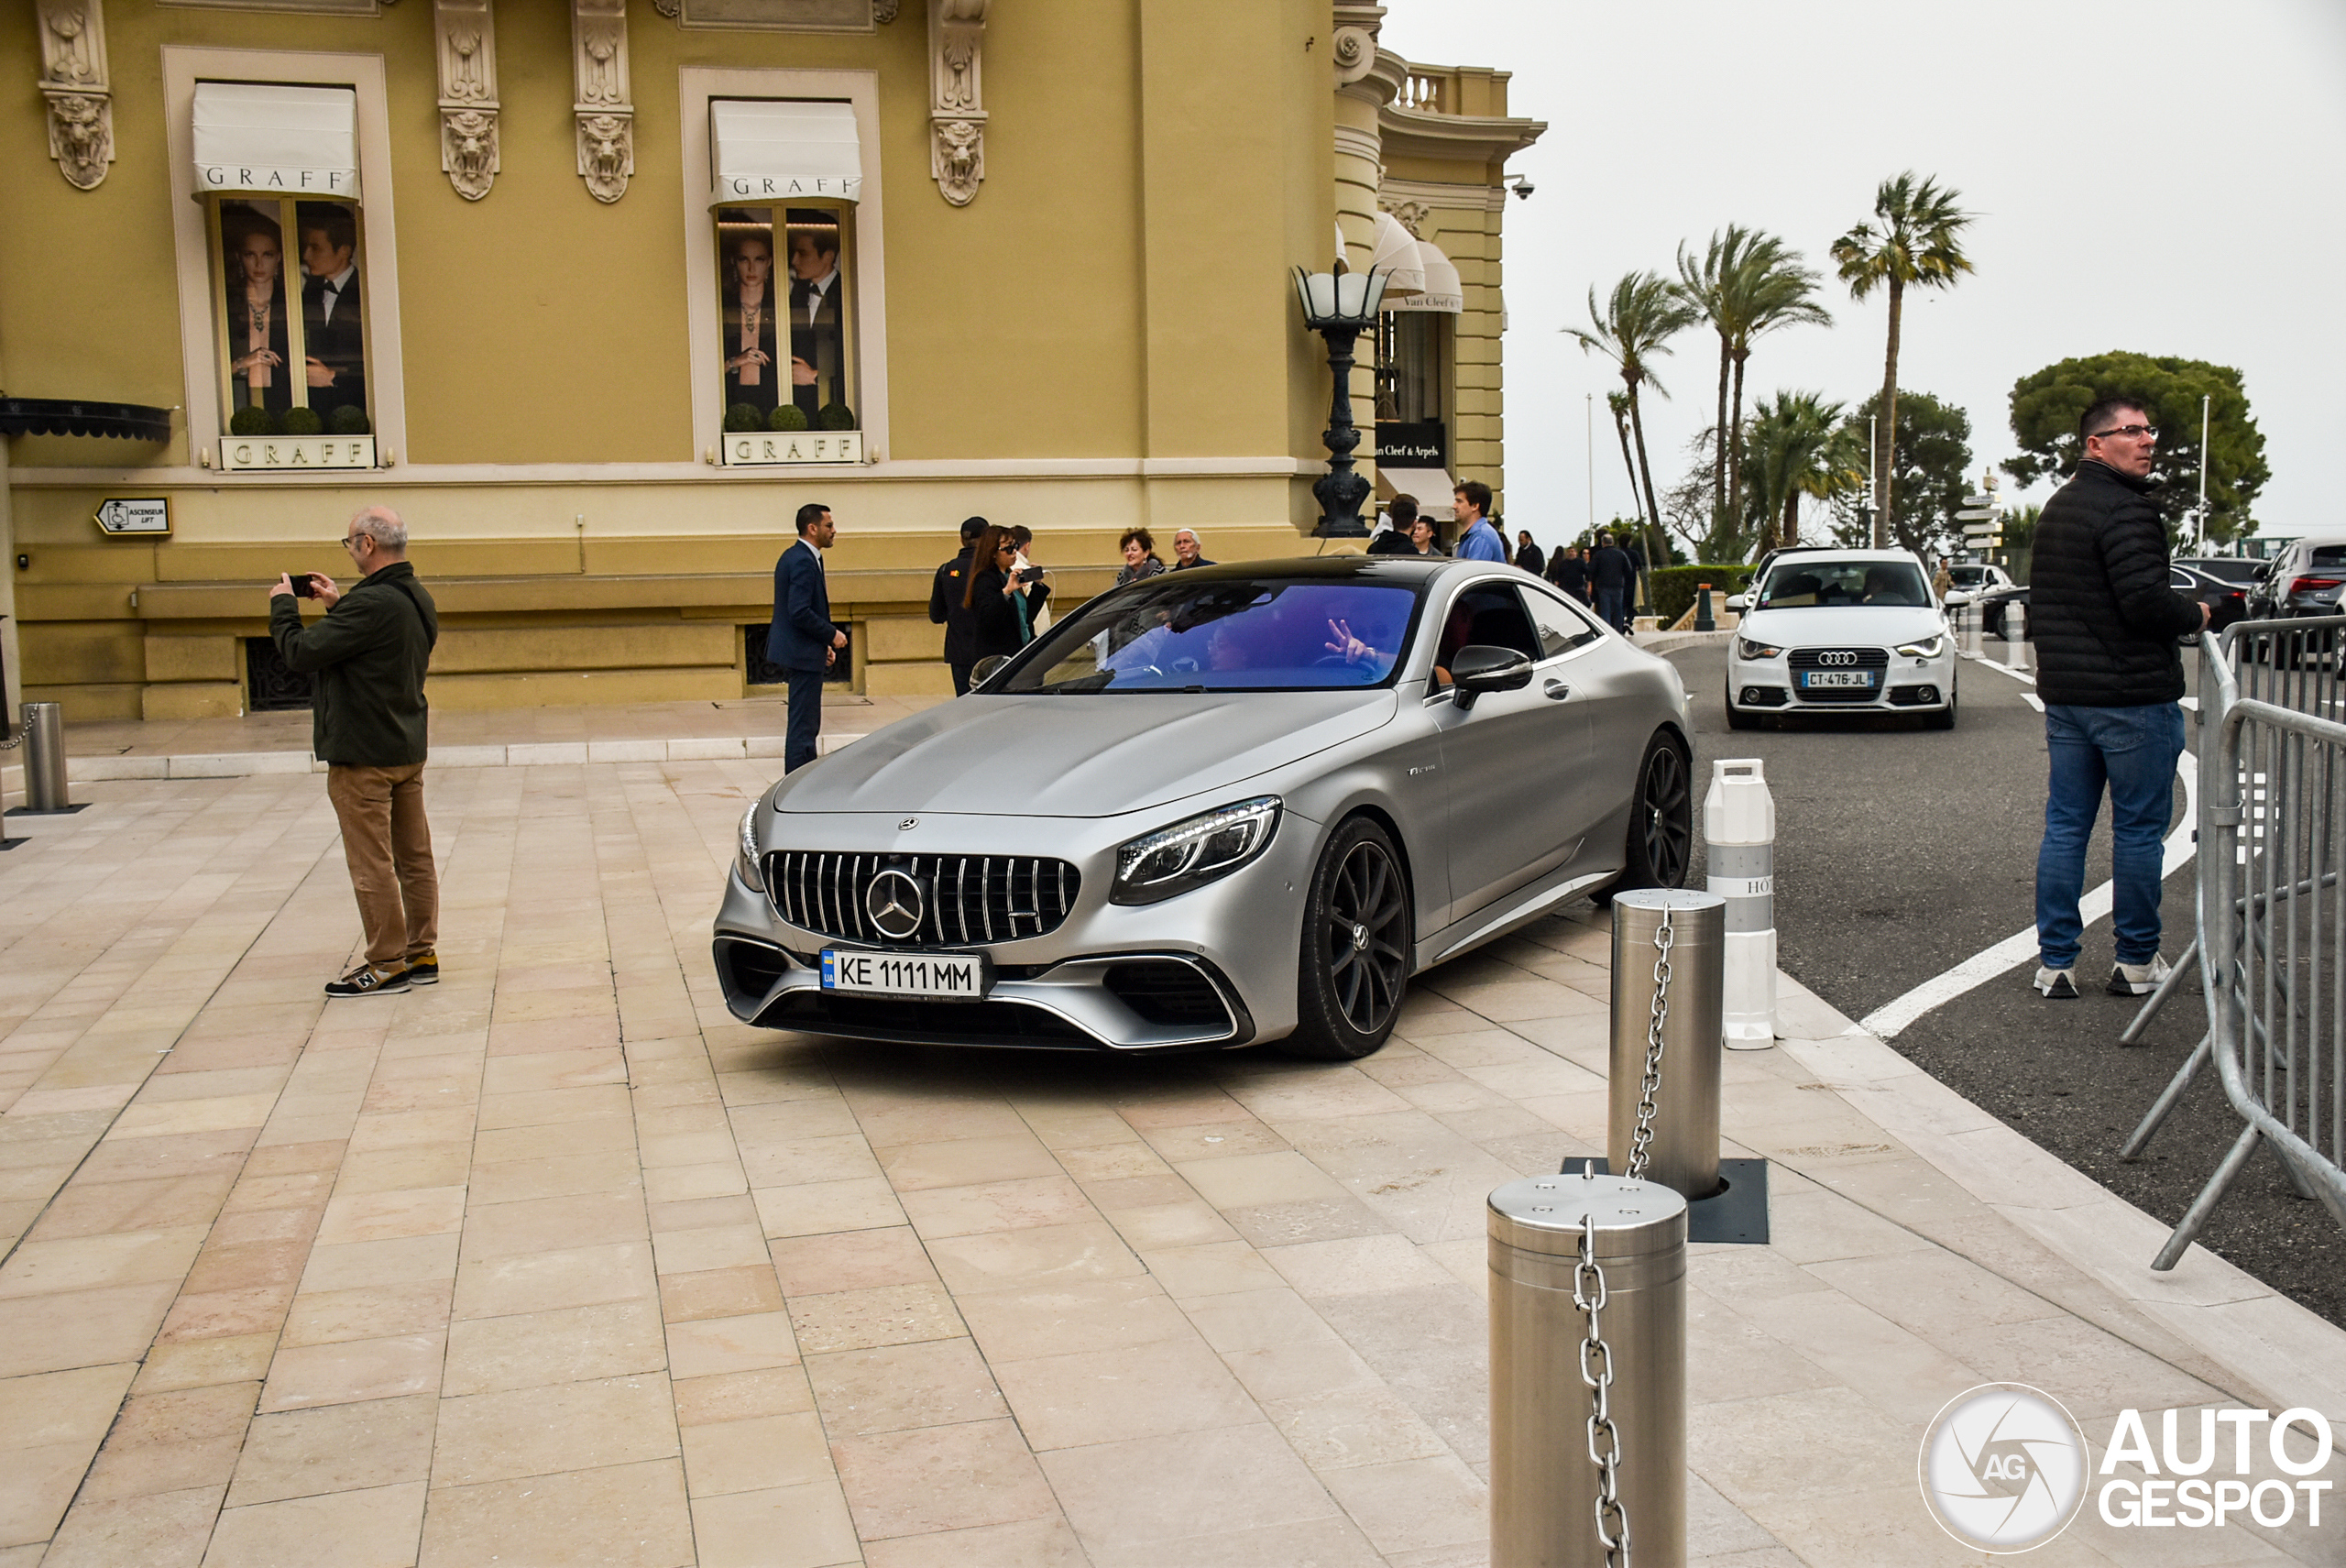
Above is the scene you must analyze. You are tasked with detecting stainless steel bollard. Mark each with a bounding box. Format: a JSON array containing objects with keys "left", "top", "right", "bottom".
[
  {"left": 1489, "top": 1172, "right": 1688, "bottom": 1568},
  {"left": 1608, "top": 888, "right": 1725, "bottom": 1200},
  {"left": 21, "top": 703, "right": 70, "bottom": 812}
]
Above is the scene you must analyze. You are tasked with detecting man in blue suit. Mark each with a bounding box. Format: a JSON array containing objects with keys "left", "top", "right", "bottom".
[{"left": 769, "top": 502, "right": 845, "bottom": 772}]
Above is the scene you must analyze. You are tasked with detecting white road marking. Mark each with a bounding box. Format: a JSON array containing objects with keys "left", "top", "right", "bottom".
[
  {"left": 2023, "top": 692, "right": 2045, "bottom": 713},
  {"left": 1857, "top": 748, "right": 2198, "bottom": 1040},
  {"left": 1961, "top": 649, "right": 2036, "bottom": 685}
]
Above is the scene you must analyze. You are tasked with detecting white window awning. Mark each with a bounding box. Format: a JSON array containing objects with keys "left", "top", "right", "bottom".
[
  {"left": 1368, "top": 211, "right": 1425, "bottom": 294},
  {"left": 192, "top": 82, "right": 359, "bottom": 201},
  {"left": 710, "top": 99, "right": 862, "bottom": 206},
  {"left": 1387, "top": 237, "right": 1463, "bottom": 313},
  {"left": 1376, "top": 466, "right": 1455, "bottom": 521}
]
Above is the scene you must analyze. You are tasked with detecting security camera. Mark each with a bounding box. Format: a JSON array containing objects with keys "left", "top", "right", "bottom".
[{"left": 1508, "top": 176, "right": 1534, "bottom": 201}]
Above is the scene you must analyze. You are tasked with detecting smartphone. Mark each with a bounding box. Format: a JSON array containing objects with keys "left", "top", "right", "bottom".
[
  {"left": 288, "top": 572, "right": 315, "bottom": 598},
  {"left": 1016, "top": 566, "right": 1043, "bottom": 585}
]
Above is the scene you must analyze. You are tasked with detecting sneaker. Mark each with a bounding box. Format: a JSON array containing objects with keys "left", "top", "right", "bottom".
[
  {"left": 324, "top": 962, "right": 411, "bottom": 998},
  {"left": 404, "top": 952, "right": 439, "bottom": 985},
  {"left": 2034, "top": 967, "right": 2079, "bottom": 999},
  {"left": 2108, "top": 955, "right": 2173, "bottom": 997}
]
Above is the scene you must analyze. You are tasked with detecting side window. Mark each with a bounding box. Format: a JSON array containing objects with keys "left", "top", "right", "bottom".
[
  {"left": 1430, "top": 582, "right": 1540, "bottom": 685},
  {"left": 1518, "top": 586, "right": 1604, "bottom": 659}
]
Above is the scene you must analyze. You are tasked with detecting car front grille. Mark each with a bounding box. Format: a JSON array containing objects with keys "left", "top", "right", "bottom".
[
  {"left": 1787, "top": 647, "right": 1890, "bottom": 704},
  {"left": 765, "top": 852, "right": 1080, "bottom": 948}
]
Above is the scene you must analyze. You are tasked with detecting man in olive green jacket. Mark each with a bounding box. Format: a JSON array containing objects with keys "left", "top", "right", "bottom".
[{"left": 269, "top": 505, "right": 440, "bottom": 997}]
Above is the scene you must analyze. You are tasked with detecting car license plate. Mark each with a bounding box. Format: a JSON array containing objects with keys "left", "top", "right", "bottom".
[
  {"left": 1802, "top": 670, "right": 1873, "bottom": 689},
  {"left": 820, "top": 948, "right": 985, "bottom": 1001}
]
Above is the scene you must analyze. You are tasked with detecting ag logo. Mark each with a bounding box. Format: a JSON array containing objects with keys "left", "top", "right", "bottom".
[{"left": 1919, "top": 1383, "right": 2088, "bottom": 1552}]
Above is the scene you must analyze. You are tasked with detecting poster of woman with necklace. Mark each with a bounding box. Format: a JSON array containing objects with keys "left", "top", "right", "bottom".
[{"left": 222, "top": 201, "right": 291, "bottom": 414}]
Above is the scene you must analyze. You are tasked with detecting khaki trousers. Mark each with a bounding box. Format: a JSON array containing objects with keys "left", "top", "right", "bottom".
[{"left": 326, "top": 762, "right": 439, "bottom": 968}]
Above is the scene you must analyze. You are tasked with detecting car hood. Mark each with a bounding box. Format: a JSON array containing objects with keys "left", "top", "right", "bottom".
[
  {"left": 1739, "top": 604, "right": 1947, "bottom": 645},
  {"left": 774, "top": 690, "right": 1400, "bottom": 818}
]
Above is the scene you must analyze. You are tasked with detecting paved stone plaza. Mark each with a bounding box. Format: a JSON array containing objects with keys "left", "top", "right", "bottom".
[{"left": 2, "top": 755, "right": 2341, "bottom": 1566}]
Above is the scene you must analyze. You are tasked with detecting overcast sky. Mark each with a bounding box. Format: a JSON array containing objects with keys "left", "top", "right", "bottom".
[{"left": 1378, "top": 0, "right": 2346, "bottom": 549}]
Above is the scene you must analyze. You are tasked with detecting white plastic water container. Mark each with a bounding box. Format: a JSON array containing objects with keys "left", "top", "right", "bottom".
[{"left": 1704, "top": 758, "right": 1776, "bottom": 1048}]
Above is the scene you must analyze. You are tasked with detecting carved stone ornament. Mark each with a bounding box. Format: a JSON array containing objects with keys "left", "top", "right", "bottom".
[
  {"left": 927, "top": 0, "right": 988, "bottom": 206},
  {"left": 1381, "top": 199, "right": 1431, "bottom": 238},
  {"left": 873, "top": 0, "right": 899, "bottom": 19},
  {"left": 435, "top": 0, "right": 500, "bottom": 201},
  {"left": 1331, "top": 26, "right": 1376, "bottom": 85},
  {"left": 572, "top": 0, "right": 633, "bottom": 203},
  {"left": 37, "top": 0, "right": 114, "bottom": 191}
]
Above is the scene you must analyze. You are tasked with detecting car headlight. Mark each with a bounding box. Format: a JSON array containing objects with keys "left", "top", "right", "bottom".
[
  {"left": 1894, "top": 634, "right": 1946, "bottom": 658},
  {"left": 1112, "top": 796, "right": 1281, "bottom": 905},
  {"left": 737, "top": 804, "right": 765, "bottom": 893},
  {"left": 1737, "top": 637, "right": 1783, "bottom": 660}
]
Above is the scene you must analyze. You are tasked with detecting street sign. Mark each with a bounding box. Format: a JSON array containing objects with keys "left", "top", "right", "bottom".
[
  {"left": 1953, "top": 508, "right": 1998, "bottom": 522},
  {"left": 94, "top": 498, "right": 170, "bottom": 536},
  {"left": 1962, "top": 492, "right": 1996, "bottom": 508}
]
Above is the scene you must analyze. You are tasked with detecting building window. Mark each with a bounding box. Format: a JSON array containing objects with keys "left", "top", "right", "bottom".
[
  {"left": 716, "top": 204, "right": 855, "bottom": 434},
  {"left": 211, "top": 197, "right": 372, "bottom": 441},
  {"left": 1377, "top": 311, "right": 1445, "bottom": 424},
  {"left": 190, "top": 81, "right": 379, "bottom": 470}
]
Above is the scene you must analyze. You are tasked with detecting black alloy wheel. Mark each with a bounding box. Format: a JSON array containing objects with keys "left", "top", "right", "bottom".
[
  {"left": 1284, "top": 817, "right": 1410, "bottom": 1060},
  {"left": 1623, "top": 731, "right": 1693, "bottom": 891}
]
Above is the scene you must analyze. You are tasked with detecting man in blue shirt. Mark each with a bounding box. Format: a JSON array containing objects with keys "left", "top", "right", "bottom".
[
  {"left": 769, "top": 502, "right": 845, "bottom": 772},
  {"left": 1452, "top": 480, "right": 1507, "bottom": 562}
]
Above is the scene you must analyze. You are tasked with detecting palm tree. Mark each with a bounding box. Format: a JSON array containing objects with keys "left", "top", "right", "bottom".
[
  {"left": 1678, "top": 230, "right": 1833, "bottom": 541},
  {"left": 1567, "top": 271, "right": 1697, "bottom": 566},
  {"left": 1742, "top": 391, "right": 1861, "bottom": 555},
  {"left": 1606, "top": 391, "right": 1640, "bottom": 531},
  {"left": 1831, "top": 171, "right": 1975, "bottom": 544}
]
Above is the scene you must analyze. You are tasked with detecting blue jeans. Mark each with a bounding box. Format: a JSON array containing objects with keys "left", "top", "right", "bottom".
[
  {"left": 1596, "top": 587, "right": 1628, "bottom": 631},
  {"left": 784, "top": 668, "right": 825, "bottom": 773},
  {"left": 2035, "top": 702, "right": 2187, "bottom": 970}
]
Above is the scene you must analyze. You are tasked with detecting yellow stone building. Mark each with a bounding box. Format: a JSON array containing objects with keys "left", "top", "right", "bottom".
[{"left": 1, "top": 0, "right": 1540, "bottom": 722}]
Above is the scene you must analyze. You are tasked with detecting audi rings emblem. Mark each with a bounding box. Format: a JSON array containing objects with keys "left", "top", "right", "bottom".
[
  {"left": 1818, "top": 650, "right": 1859, "bottom": 666},
  {"left": 864, "top": 869, "right": 927, "bottom": 940}
]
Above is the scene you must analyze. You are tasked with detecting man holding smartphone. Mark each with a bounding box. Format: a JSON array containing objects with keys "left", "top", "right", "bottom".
[{"left": 269, "top": 505, "right": 440, "bottom": 997}]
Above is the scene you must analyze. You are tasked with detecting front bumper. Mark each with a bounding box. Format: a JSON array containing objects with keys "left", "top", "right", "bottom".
[
  {"left": 1727, "top": 645, "right": 1956, "bottom": 712},
  {"left": 711, "top": 806, "right": 1320, "bottom": 1051}
]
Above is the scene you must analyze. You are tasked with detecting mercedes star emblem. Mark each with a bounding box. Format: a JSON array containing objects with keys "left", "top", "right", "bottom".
[
  {"left": 899, "top": 817, "right": 919, "bottom": 831},
  {"left": 864, "top": 868, "right": 926, "bottom": 940}
]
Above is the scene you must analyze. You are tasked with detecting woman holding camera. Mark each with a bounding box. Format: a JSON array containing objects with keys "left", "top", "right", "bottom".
[{"left": 963, "top": 524, "right": 1034, "bottom": 661}]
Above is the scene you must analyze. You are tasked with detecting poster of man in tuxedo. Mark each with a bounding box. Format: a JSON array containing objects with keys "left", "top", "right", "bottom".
[
  {"left": 298, "top": 202, "right": 367, "bottom": 420},
  {"left": 784, "top": 209, "right": 845, "bottom": 419}
]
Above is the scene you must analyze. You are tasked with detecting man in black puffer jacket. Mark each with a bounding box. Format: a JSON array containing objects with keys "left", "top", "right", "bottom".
[{"left": 2029, "top": 397, "right": 2208, "bottom": 1002}]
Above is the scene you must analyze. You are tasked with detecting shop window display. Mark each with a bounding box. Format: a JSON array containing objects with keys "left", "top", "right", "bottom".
[
  {"left": 212, "top": 196, "right": 370, "bottom": 438},
  {"left": 717, "top": 205, "right": 854, "bottom": 434}
]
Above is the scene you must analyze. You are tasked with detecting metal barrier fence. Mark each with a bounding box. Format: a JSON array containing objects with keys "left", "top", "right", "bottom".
[{"left": 2126, "top": 616, "right": 2346, "bottom": 1269}]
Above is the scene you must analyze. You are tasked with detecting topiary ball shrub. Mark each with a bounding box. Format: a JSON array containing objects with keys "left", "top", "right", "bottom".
[
  {"left": 725, "top": 402, "right": 764, "bottom": 433},
  {"left": 767, "top": 403, "right": 809, "bottom": 432},
  {"left": 328, "top": 405, "right": 370, "bottom": 435},
  {"left": 228, "top": 406, "right": 277, "bottom": 437},
  {"left": 816, "top": 402, "right": 856, "bottom": 431},
  {"left": 280, "top": 407, "right": 323, "bottom": 436}
]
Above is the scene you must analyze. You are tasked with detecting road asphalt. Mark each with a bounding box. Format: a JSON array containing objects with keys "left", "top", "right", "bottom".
[{"left": 1660, "top": 636, "right": 2344, "bottom": 1330}]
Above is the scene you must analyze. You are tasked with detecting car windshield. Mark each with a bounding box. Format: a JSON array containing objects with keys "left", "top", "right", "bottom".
[
  {"left": 994, "top": 577, "right": 1423, "bottom": 694},
  {"left": 1947, "top": 565, "right": 1990, "bottom": 587},
  {"left": 2182, "top": 557, "right": 2264, "bottom": 586},
  {"left": 1756, "top": 558, "right": 1931, "bottom": 609}
]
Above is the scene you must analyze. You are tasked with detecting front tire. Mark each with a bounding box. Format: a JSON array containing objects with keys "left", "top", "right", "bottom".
[
  {"left": 1621, "top": 731, "right": 1694, "bottom": 892},
  {"left": 1282, "top": 817, "right": 1411, "bottom": 1060}
]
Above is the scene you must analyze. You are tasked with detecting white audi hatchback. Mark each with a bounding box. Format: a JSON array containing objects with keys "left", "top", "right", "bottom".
[{"left": 1723, "top": 548, "right": 1958, "bottom": 730}]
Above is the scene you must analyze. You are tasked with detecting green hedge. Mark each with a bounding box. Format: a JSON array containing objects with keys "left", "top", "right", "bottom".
[{"left": 1648, "top": 564, "right": 1757, "bottom": 626}]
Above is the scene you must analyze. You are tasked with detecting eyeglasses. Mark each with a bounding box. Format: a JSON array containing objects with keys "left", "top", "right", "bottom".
[
  {"left": 2090, "top": 423, "right": 2157, "bottom": 441},
  {"left": 339, "top": 535, "right": 363, "bottom": 548}
]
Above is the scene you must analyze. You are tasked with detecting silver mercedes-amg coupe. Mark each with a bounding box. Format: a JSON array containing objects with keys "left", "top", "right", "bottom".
[{"left": 713, "top": 556, "right": 1692, "bottom": 1059}]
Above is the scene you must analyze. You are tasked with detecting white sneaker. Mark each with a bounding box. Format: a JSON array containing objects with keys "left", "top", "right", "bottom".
[
  {"left": 2109, "top": 955, "right": 2173, "bottom": 996},
  {"left": 2034, "top": 967, "right": 2078, "bottom": 999}
]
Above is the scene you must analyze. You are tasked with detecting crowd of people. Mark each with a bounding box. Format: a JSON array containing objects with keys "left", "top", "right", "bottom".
[{"left": 1366, "top": 480, "right": 1650, "bottom": 633}]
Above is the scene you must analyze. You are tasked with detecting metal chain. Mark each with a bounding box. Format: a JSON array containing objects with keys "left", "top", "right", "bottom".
[
  {"left": 1575, "top": 1218, "right": 1631, "bottom": 1567},
  {"left": 1625, "top": 905, "right": 1674, "bottom": 1180}
]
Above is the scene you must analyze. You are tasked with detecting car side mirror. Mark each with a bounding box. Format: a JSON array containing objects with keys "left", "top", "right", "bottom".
[
  {"left": 1723, "top": 594, "right": 1747, "bottom": 612},
  {"left": 1943, "top": 590, "right": 1971, "bottom": 609},
  {"left": 1450, "top": 644, "right": 1534, "bottom": 708},
  {"left": 970, "top": 654, "right": 1009, "bottom": 688}
]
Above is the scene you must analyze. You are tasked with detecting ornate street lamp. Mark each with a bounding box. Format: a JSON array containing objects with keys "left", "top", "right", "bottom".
[{"left": 1292, "top": 263, "right": 1390, "bottom": 538}]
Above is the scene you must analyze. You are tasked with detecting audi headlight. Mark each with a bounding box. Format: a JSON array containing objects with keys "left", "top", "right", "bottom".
[
  {"left": 1112, "top": 796, "right": 1281, "bottom": 905},
  {"left": 1894, "top": 634, "right": 1946, "bottom": 658},
  {"left": 1737, "top": 637, "right": 1783, "bottom": 660},
  {"left": 736, "top": 805, "right": 765, "bottom": 893}
]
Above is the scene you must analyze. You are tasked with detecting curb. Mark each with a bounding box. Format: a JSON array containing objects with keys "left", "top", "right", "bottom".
[{"left": 1769, "top": 970, "right": 2346, "bottom": 1429}]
